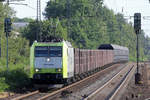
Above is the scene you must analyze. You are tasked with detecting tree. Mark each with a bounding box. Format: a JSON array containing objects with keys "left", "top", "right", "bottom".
[
  {"left": 21, "top": 0, "right": 149, "bottom": 61},
  {"left": 0, "top": 3, "right": 30, "bottom": 65},
  {"left": 13, "top": 17, "right": 33, "bottom": 22}
]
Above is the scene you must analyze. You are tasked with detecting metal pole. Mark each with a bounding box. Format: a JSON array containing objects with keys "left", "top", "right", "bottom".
[
  {"left": 0, "top": 17, "right": 1, "bottom": 58},
  {"left": 37, "top": 0, "right": 38, "bottom": 21},
  {"left": 134, "top": 13, "right": 141, "bottom": 84},
  {"left": 137, "top": 33, "right": 139, "bottom": 73},
  {"left": 6, "top": 32, "right": 8, "bottom": 70},
  {"left": 7, "top": 0, "right": 9, "bottom": 5},
  {"left": 36, "top": 0, "right": 38, "bottom": 41},
  {"left": 0, "top": 26, "right": 1, "bottom": 57},
  {"left": 120, "top": 25, "right": 122, "bottom": 45},
  {"left": 135, "top": 30, "right": 141, "bottom": 84},
  {"left": 7, "top": 0, "right": 9, "bottom": 70},
  {"left": 67, "top": 0, "right": 71, "bottom": 39},
  {"left": 39, "top": 0, "right": 41, "bottom": 21},
  {"left": 39, "top": 0, "right": 41, "bottom": 42},
  {"left": 36, "top": 0, "right": 41, "bottom": 41}
]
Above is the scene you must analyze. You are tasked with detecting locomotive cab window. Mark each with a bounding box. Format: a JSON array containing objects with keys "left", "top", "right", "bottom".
[
  {"left": 35, "top": 46, "right": 49, "bottom": 57},
  {"left": 49, "top": 46, "right": 62, "bottom": 57},
  {"left": 35, "top": 46, "right": 62, "bottom": 57}
]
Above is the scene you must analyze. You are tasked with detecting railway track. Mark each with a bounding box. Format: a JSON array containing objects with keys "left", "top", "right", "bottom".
[
  {"left": 12, "top": 91, "right": 39, "bottom": 100},
  {"left": 11, "top": 63, "right": 130, "bottom": 100},
  {"left": 11, "top": 88, "right": 59, "bottom": 100},
  {"left": 119, "top": 62, "right": 150, "bottom": 100},
  {"left": 84, "top": 63, "right": 136, "bottom": 100}
]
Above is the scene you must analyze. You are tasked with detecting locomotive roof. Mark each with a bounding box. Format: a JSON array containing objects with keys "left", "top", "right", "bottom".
[
  {"left": 98, "top": 44, "right": 129, "bottom": 51},
  {"left": 64, "top": 41, "right": 73, "bottom": 47}
]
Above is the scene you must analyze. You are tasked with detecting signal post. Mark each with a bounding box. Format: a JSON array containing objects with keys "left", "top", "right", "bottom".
[
  {"left": 134, "top": 13, "right": 142, "bottom": 84},
  {"left": 4, "top": 18, "right": 12, "bottom": 70}
]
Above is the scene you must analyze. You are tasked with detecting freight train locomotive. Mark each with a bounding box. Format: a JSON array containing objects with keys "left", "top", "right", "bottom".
[{"left": 30, "top": 41, "right": 129, "bottom": 84}]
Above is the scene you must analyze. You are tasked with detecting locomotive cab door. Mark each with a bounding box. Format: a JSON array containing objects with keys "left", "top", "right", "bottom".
[{"left": 67, "top": 48, "right": 74, "bottom": 78}]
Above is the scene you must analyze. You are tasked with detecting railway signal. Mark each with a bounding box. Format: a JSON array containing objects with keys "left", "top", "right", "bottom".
[
  {"left": 4, "top": 18, "right": 12, "bottom": 36},
  {"left": 134, "top": 13, "right": 141, "bottom": 84},
  {"left": 4, "top": 18, "right": 12, "bottom": 70},
  {"left": 134, "top": 13, "right": 141, "bottom": 34}
]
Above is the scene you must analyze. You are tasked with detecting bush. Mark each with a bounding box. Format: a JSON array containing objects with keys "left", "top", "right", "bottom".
[
  {"left": 0, "top": 65, "right": 31, "bottom": 92},
  {"left": 0, "top": 77, "right": 9, "bottom": 92}
]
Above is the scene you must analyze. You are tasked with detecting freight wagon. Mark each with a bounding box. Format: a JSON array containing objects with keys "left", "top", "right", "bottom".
[{"left": 30, "top": 41, "right": 129, "bottom": 84}]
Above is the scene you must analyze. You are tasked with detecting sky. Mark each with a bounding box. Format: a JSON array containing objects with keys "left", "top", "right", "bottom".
[
  {"left": 9, "top": 0, "right": 49, "bottom": 19},
  {"left": 7, "top": 0, "right": 150, "bottom": 37},
  {"left": 104, "top": 0, "right": 150, "bottom": 37}
]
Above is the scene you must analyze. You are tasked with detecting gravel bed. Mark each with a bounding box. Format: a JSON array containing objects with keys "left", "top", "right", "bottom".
[
  {"left": 120, "top": 63, "right": 150, "bottom": 100},
  {"left": 2, "top": 85, "right": 38, "bottom": 100},
  {"left": 23, "top": 92, "right": 48, "bottom": 100},
  {"left": 56, "top": 63, "right": 127, "bottom": 100},
  {"left": 1, "top": 93, "right": 23, "bottom": 100}
]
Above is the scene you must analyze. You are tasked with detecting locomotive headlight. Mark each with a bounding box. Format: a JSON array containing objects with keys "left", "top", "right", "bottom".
[
  {"left": 47, "top": 58, "right": 50, "bottom": 62},
  {"left": 56, "top": 68, "right": 62, "bottom": 72},
  {"left": 35, "top": 69, "right": 39, "bottom": 72},
  {"left": 58, "top": 68, "right": 61, "bottom": 72}
]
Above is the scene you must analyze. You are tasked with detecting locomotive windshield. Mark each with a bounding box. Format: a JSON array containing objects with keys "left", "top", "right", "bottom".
[
  {"left": 49, "top": 46, "right": 62, "bottom": 57},
  {"left": 35, "top": 46, "right": 48, "bottom": 57},
  {"left": 35, "top": 46, "right": 62, "bottom": 57}
]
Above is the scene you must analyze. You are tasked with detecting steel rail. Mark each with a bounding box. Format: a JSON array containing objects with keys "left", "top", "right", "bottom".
[
  {"left": 37, "top": 63, "right": 127, "bottom": 100},
  {"left": 12, "top": 90, "right": 39, "bottom": 100},
  {"left": 84, "top": 63, "right": 134, "bottom": 100},
  {"left": 109, "top": 65, "right": 136, "bottom": 100}
]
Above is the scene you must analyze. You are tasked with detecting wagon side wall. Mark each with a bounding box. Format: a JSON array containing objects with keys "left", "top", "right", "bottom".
[{"left": 74, "top": 49, "right": 114, "bottom": 75}]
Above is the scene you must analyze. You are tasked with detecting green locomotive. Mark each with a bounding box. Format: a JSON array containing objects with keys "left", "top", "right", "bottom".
[{"left": 30, "top": 41, "right": 74, "bottom": 84}]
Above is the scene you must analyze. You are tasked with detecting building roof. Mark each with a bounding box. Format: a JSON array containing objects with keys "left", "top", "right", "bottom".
[{"left": 13, "top": 22, "right": 29, "bottom": 28}]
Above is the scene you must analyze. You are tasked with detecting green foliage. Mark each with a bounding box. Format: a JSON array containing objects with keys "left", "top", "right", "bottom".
[
  {"left": 0, "top": 66, "right": 31, "bottom": 92},
  {"left": 0, "top": 37, "right": 30, "bottom": 92},
  {"left": 0, "top": 77, "right": 9, "bottom": 92},
  {"left": 21, "top": 1, "right": 150, "bottom": 61},
  {"left": 1, "top": 37, "right": 29, "bottom": 65},
  {"left": 21, "top": 21, "right": 38, "bottom": 45},
  {"left": 21, "top": 19, "right": 68, "bottom": 45},
  {"left": 13, "top": 17, "right": 33, "bottom": 22},
  {"left": 44, "top": 0, "right": 103, "bottom": 19},
  {"left": 0, "top": 3, "right": 30, "bottom": 92}
]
